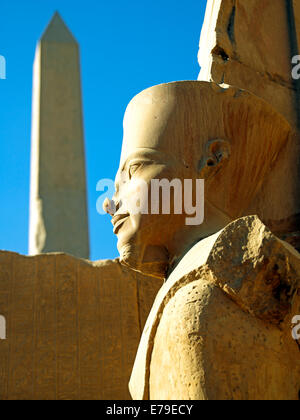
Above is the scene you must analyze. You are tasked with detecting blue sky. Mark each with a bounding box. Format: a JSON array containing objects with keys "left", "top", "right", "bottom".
[{"left": 0, "top": 0, "right": 206, "bottom": 261}]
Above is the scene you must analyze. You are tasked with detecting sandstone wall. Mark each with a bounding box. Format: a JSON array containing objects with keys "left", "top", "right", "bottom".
[{"left": 0, "top": 251, "right": 162, "bottom": 400}]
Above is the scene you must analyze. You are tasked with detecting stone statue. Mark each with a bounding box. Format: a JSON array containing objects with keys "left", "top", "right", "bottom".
[
  {"left": 104, "top": 81, "right": 300, "bottom": 400},
  {"left": 104, "top": 81, "right": 290, "bottom": 279}
]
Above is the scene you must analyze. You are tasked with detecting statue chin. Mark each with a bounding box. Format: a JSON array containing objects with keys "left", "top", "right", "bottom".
[{"left": 119, "top": 242, "right": 169, "bottom": 280}]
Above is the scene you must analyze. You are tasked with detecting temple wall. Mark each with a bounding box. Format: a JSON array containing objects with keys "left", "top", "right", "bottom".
[{"left": 0, "top": 251, "right": 162, "bottom": 400}]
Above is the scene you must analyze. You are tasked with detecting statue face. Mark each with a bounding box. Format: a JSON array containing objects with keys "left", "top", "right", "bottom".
[
  {"left": 105, "top": 82, "right": 232, "bottom": 278},
  {"left": 104, "top": 81, "right": 290, "bottom": 279},
  {"left": 112, "top": 148, "right": 185, "bottom": 278}
]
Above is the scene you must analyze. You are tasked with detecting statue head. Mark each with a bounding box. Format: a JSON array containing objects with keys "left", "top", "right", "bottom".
[{"left": 104, "top": 81, "right": 291, "bottom": 279}]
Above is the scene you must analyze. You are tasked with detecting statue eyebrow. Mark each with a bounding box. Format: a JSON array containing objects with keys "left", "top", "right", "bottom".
[
  {"left": 119, "top": 149, "right": 163, "bottom": 172},
  {"left": 119, "top": 147, "right": 186, "bottom": 174}
]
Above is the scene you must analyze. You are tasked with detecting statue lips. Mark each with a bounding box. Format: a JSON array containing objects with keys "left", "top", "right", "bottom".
[{"left": 112, "top": 213, "right": 130, "bottom": 234}]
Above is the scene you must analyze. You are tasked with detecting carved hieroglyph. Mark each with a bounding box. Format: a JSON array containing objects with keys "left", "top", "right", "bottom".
[
  {"left": 29, "top": 13, "right": 89, "bottom": 258},
  {"left": 104, "top": 81, "right": 291, "bottom": 279},
  {"left": 129, "top": 216, "right": 300, "bottom": 400}
]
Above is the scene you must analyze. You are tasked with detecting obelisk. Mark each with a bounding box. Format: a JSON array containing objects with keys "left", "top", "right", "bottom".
[{"left": 29, "top": 12, "right": 89, "bottom": 259}]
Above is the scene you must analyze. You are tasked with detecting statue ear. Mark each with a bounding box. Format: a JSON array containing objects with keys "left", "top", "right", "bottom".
[{"left": 198, "top": 139, "right": 231, "bottom": 179}]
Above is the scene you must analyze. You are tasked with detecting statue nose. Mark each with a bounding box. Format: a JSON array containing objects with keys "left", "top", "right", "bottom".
[{"left": 103, "top": 198, "right": 116, "bottom": 216}]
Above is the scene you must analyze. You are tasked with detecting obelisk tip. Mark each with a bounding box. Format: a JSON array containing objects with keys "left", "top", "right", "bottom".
[{"left": 40, "top": 12, "right": 77, "bottom": 44}]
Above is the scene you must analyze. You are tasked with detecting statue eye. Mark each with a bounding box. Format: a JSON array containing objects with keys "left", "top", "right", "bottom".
[{"left": 129, "top": 164, "right": 141, "bottom": 178}]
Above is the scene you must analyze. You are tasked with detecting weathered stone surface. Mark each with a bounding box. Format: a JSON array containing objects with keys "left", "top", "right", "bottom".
[
  {"left": 294, "top": 0, "right": 300, "bottom": 50},
  {"left": 198, "top": 1, "right": 300, "bottom": 248},
  {"left": 198, "top": 0, "right": 295, "bottom": 123},
  {"left": 129, "top": 216, "right": 300, "bottom": 400},
  {"left": 0, "top": 251, "right": 162, "bottom": 400},
  {"left": 29, "top": 13, "right": 89, "bottom": 259}
]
